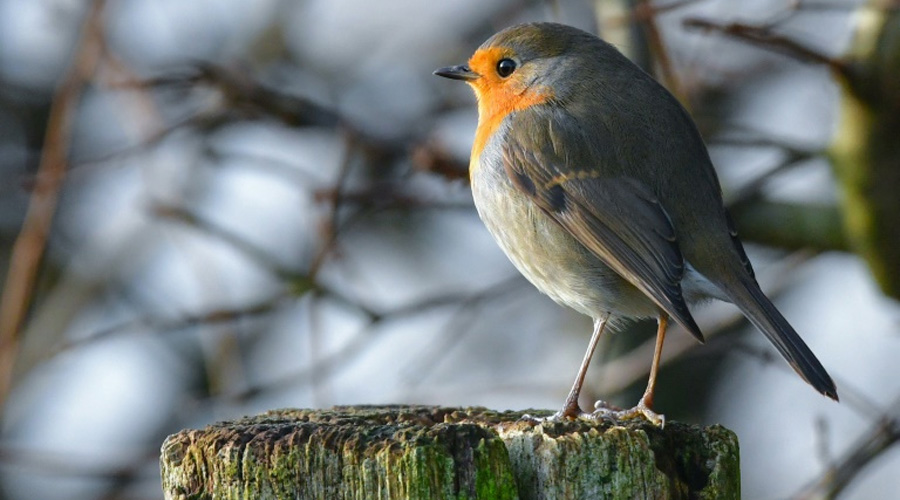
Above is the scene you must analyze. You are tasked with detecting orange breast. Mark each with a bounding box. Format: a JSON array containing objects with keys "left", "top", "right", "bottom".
[
  {"left": 471, "top": 85, "right": 553, "bottom": 170},
  {"left": 465, "top": 46, "right": 553, "bottom": 174}
]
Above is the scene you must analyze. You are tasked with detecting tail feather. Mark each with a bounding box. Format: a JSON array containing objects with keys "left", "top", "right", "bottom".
[{"left": 726, "top": 278, "right": 838, "bottom": 401}]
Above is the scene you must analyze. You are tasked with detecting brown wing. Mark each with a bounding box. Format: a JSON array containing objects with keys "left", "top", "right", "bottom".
[{"left": 501, "top": 133, "right": 703, "bottom": 342}]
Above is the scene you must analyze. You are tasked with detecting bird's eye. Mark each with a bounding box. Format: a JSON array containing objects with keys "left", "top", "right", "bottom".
[{"left": 496, "top": 58, "right": 517, "bottom": 78}]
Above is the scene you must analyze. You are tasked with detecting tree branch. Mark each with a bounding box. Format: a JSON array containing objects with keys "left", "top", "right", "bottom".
[{"left": 0, "top": 0, "right": 108, "bottom": 411}]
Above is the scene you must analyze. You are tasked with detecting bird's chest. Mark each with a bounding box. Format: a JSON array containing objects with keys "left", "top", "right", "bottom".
[
  {"left": 470, "top": 156, "right": 567, "bottom": 269},
  {"left": 470, "top": 152, "right": 640, "bottom": 317}
]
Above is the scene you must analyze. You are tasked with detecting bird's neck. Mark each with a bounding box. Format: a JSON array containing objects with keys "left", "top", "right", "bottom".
[{"left": 470, "top": 85, "right": 553, "bottom": 170}]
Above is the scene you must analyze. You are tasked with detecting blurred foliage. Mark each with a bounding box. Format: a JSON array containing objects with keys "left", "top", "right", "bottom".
[{"left": 829, "top": 2, "right": 900, "bottom": 298}]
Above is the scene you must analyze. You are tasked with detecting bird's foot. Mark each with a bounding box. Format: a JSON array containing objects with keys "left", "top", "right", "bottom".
[
  {"left": 591, "top": 399, "right": 665, "bottom": 428},
  {"left": 522, "top": 396, "right": 590, "bottom": 423},
  {"left": 520, "top": 411, "right": 582, "bottom": 423}
]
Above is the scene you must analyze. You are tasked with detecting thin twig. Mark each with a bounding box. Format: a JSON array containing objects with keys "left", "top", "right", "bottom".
[
  {"left": 399, "top": 275, "right": 526, "bottom": 391},
  {"left": 683, "top": 17, "right": 849, "bottom": 77},
  {"left": 308, "top": 133, "right": 358, "bottom": 278},
  {"left": 792, "top": 397, "right": 900, "bottom": 500},
  {"left": 0, "top": 0, "right": 108, "bottom": 410},
  {"left": 633, "top": 0, "right": 685, "bottom": 102},
  {"left": 202, "top": 282, "right": 525, "bottom": 403}
]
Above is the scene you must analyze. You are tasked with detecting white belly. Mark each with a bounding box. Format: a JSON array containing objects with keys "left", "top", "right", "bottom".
[{"left": 470, "top": 157, "right": 658, "bottom": 321}]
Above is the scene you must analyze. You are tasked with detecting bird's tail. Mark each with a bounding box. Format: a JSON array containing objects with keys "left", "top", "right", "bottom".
[{"left": 724, "top": 277, "right": 838, "bottom": 401}]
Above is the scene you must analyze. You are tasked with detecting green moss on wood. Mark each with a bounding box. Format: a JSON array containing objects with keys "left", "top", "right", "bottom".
[
  {"left": 160, "top": 406, "right": 739, "bottom": 500},
  {"left": 500, "top": 418, "right": 738, "bottom": 500}
]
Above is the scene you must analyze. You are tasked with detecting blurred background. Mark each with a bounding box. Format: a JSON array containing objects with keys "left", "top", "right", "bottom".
[{"left": 1, "top": 0, "right": 899, "bottom": 498}]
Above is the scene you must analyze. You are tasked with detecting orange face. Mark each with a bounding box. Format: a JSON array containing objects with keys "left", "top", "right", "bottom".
[{"left": 466, "top": 47, "right": 553, "bottom": 158}]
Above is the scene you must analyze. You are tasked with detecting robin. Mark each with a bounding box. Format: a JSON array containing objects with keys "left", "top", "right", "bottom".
[{"left": 434, "top": 22, "right": 837, "bottom": 425}]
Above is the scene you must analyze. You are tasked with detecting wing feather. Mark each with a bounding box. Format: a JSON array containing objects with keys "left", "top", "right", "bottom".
[{"left": 501, "top": 132, "right": 703, "bottom": 341}]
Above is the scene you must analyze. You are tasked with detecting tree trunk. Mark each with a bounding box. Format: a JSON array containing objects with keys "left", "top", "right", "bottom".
[
  {"left": 160, "top": 405, "right": 739, "bottom": 500},
  {"left": 829, "top": 1, "right": 900, "bottom": 299}
]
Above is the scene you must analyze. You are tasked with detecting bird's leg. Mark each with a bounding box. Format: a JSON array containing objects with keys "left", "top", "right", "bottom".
[
  {"left": 640, "top": 314, "right": 668, "bottom": 407},
  {"left": 592, "top": 314, "right": 668, "bottom": 428},
  {"left": 525, "top": 315, "right": 608, "bottom": 422},
  {"left": 559, "top": 315, "right": 609, "bottom": 418}
]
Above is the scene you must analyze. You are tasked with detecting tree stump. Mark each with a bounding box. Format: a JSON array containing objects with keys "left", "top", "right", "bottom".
[{"left": 160, "top": 405, "right": 739, "bottom": 500}]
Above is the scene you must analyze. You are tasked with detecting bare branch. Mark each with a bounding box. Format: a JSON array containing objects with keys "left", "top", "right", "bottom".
[
  {"left": 683, "top": 17, "right": 849, "bottom": 77},
  {"left": 792, "top": 397, "right": 900, "bottom": 500},
  {"left": 0, "top": 0, "right": 109, "bottom": 411}
]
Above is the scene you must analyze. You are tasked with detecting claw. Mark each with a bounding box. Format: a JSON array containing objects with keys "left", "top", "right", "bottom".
[
  {"left": 522, "top": 398, "right": 591, "bottom": 423},
  {"left": 592, "top": 400, "right": 665, "bottom": 428}
]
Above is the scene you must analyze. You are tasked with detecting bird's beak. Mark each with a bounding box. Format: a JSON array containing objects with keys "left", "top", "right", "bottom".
[{"left": 433, "top": 64, "right": 480, "bottom": 81}]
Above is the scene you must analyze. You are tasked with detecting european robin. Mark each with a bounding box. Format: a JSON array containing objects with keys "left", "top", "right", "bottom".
[{"left": 434, "top": 22, "right": 837, "bottom": 425}]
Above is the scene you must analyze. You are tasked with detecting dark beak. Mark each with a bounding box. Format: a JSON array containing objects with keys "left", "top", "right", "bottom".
[{"left": 433, "top": 65, "right": 480, "bottom": 81}]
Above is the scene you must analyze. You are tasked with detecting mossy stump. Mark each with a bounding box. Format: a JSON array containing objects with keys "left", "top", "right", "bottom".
[{"left": 160, "top": 405, "right": 739, "bottom": 500}]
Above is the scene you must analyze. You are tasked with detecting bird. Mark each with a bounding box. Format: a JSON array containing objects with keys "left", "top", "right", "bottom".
[{"left": 434, "top": 22, "right": 837, "bottom": 426}]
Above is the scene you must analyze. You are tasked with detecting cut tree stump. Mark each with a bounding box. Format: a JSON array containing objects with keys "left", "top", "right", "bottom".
[{"left": 160, "top": 405, "right": 739, "bottom": 500}]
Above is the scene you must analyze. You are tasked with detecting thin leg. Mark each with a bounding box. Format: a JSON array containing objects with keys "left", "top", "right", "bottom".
[
  {"left": 555, "top": 315, "right": 609, "bottom": 419},
  {"left": 523, "top": 315, "right": 609, "bottom": 422},
  {"left": 639, "top": 313, "right": 667, "bottom": 410},
  {"left": 592, "top": 313, "right": 669, "bottom": 427}
]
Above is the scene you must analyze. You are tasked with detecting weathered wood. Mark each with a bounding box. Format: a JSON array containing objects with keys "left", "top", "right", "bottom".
[{"left": 160, "top": 405, "right": 739, "bottom": 500}]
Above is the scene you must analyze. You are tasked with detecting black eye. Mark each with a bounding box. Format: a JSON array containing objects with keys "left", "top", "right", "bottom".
[{"left": 496, "top": 58, "right": 517, "bottom": 77}]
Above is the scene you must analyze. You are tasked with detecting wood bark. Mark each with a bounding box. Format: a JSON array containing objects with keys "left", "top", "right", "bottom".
[{"left": 160, "top": 405, "right": 739, "bottom": 500}]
